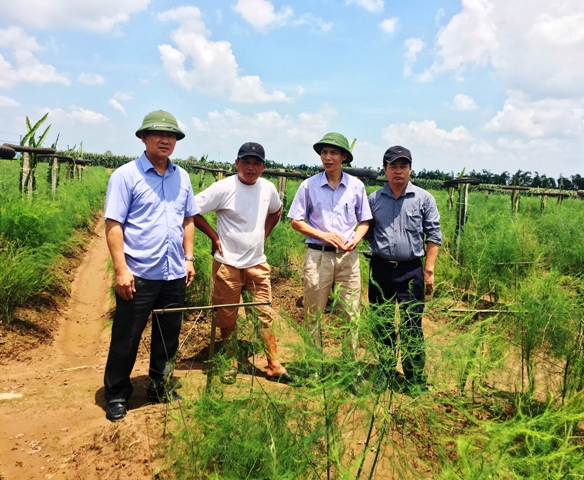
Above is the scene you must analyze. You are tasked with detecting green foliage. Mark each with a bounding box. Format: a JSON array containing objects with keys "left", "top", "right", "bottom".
[
  {"left": 0, "top": 245, "right": 54, "bottom": 321},
  {"left": 0, "top": 162, "right": 109, "bottom": 322}
]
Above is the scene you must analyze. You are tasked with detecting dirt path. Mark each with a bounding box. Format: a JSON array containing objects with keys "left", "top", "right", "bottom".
[{"left": 0, "top": 224, "right": 170, "bottom": 480}]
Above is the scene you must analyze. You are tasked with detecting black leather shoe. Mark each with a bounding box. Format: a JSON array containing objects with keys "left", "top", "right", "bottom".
[
  {"left": 106, "top": 401, "right": 127, "bottom": 422},
  {"left": 147, "top": 387, "right": 182, "bottom": 404}
]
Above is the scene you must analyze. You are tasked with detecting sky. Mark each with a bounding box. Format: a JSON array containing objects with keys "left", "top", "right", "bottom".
[{"left": 0, "top": 0, "right": 583, "bottom": 178}]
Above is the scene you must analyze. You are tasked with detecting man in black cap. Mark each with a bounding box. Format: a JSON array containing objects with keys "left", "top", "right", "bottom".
[
  {"left": 194, "top": 142, "right": 294, "bottom": 385},
  {"left": 367, "top": 146, "right": 441, "bottom": 395}
]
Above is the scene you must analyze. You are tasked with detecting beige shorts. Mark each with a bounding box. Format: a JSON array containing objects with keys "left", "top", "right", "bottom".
[{"left": 212, "top": 260, "right": 276, "bottom": 329}]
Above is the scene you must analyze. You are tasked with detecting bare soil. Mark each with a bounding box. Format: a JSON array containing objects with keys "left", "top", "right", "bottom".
[
  {"left": 0, "top": 225, "right": 304, "bottom": 480},
  {"left": 0, "top": 224, "right": 170, "bottom": 480}
]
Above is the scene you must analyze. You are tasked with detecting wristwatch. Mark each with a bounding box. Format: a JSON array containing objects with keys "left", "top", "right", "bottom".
[{"left": 184, "top": 256, "right": 195, "bottom": 262}]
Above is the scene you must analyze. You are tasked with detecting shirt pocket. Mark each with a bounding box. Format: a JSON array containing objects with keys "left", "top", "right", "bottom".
[{"left": 405, "top": 208, "right": 422, "bottom": 232}]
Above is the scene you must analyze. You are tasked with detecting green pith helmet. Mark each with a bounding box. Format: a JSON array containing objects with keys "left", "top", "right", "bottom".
[
  {"left": 313, "top": 132, "right": 353, "bottom": 164},
  {"left": 135, "top": 110, "right": 185, "bottom": 140}
]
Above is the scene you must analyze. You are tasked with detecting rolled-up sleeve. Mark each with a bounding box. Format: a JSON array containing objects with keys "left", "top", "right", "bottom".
[{"left": 423, "top": 195, "right": 442, "bottom": 245}]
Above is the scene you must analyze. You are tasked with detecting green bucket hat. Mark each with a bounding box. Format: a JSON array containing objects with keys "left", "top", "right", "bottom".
[
  {"left": 313, "top": 132, "right": 353, "bottom": 164},
  {"left": 135, "top": 110, "right": 185, "bottom": 141}
]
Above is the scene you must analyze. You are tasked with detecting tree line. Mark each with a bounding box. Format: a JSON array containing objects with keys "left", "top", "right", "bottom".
[{"left": 411, "top": 168, "right": 584, "bottom": 191}]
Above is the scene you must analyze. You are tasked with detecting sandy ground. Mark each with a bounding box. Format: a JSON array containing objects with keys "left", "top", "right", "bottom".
[
  {"left": 0, "top": 224, "right": 177, "bottom": 480},
  {"left": 0, "top": 225, "right": 300, "bottom": 480}
]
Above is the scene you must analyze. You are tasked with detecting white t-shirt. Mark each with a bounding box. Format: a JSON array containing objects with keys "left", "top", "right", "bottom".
[{"left": 195, "top": 175, "right": 282, "bottom": 269}]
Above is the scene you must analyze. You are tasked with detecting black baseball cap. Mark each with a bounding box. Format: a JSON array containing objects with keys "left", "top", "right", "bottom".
[
  {"left": 383, "top": 146, "right": 412, "bottom": 166},
  {"left": 237, "top": 142, "right": 265, "bottom": 162}
]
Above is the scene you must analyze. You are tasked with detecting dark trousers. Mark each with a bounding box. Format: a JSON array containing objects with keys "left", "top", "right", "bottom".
[
  {"left": 368, "top": 255, "right": 426, "bottom": 385},
  {"left": 104, "top": 276, "right": 186, "bottom": 403}
]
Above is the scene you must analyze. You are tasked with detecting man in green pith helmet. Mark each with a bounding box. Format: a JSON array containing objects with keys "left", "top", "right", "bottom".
[
  {"left": 103, "top": 110, "right": 197, "bottom": 422},
  {"left": 287, "top": 133, "right": 372, "bottom": 384}
]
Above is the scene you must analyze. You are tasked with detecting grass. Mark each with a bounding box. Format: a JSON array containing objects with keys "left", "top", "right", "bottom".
[
  {"left": 3, "top": 162, "right": 584, "bottom": 477},
  {"left": 159, "top": 184, "right": 584, "bottom": 479},
  {"left": 0, "top": 161, "right": 109, "bottom": 321}
]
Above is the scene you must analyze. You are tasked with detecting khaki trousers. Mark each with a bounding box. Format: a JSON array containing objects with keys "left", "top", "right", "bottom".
[{"left": 302, "top": 248, "right": 361, "bottom": 351}]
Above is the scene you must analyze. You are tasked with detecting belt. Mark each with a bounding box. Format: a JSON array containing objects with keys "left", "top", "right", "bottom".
[
  {"left": 307, "top": 243, "right": 341, "bottom": 253},
  {"left": 371, "top": 253, "right": 421, "bottom": 268}
]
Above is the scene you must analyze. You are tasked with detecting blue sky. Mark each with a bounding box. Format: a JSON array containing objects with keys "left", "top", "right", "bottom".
[{"left": 1, "top": 0, "right": 583, "bottom": 178}]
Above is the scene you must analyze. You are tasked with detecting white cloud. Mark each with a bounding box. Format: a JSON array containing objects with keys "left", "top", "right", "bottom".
[
  {"left": 78, "top": 73, "right": 105, "bottom": 85},
  {"left": 382, "top": 119, "right": 494, "bottom": 154},
  {"left": 530, "top": 12, "right": 584, "bottom": 46},
  {"left": 233, "top": 0, "right": 293, "bottom": 30},
  {"left": 293, "top": 14, "right": 333, "bottom": 32},
  {"left": 419, "top": 0, "right": 498, "bottom": 82},
  {"left": 297, "top": 85, "right": 305, "bottom": 96},
  {"left": 435, "top": 8, "right": 445, "bottom": 26},
  {"left": 108, "top": 99, "right": 126, "bottom": 115},
  {"left": 158, "top": 6, "right": 291, "bottom": 103},
  {"left": 113, "top": 91, "right": 133, "bottom": 101},
  {"left": 453, "top": 93, "right": 479, "bottom": 111},
  {"left": 1, "top": 0, "right": 150, "bottom": 33},
  {"left": 0, "top": 27, "right": 70, "bottom": 88},
  {"left": 403, "top": 38, "right": 424, "bottom": 76},
  {"left": 42, "top": 106, "right": 109, "bottom": 124},
  {"left": 379, "top": 18, "right": 398, "bottom": 35},
  {"left": 189, "top": 106, "right": 335, "bottom": 164},
  {"left": 0, "top": 96, "right": 19, "bottom": 107},
  {"left": 485, "top": 91, "right": 584, "bottom": 138},
  {"left": 345, "top": 0, "right": 384, "bottom": 14},
  {"left": 419, "top": 0, "right": 584, "bottom": 98}
]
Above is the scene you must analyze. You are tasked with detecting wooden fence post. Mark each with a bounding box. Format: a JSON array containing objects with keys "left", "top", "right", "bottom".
[
  {"left": 277, "top": 168, "right": 287, "bottom": 202},
  {"left": 502, "top": 186, "right": 530, "bottom": 214},
  {"left": 443, "top": 178, "right": 481, "bottom": 263}
]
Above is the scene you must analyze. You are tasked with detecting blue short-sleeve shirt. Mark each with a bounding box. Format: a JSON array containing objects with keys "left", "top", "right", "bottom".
[{"left": 104, "top": 153, "right": 198, "bottom": 280}]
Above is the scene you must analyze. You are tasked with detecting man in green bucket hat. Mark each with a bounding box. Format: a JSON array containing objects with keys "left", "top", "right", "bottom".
[
  {"left": 288, "top": 132, "right": 372, "bottom": 389},
  {"left": 103, "top": 110, "right": 196, "bottom": 421}
]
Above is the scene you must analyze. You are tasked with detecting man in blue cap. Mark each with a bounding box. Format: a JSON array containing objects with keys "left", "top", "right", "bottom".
[{"left": 103, "top": 110, "right": 198, "bottom": 421}]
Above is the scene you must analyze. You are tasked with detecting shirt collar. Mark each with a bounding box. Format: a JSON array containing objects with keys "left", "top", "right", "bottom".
[
  {"left": 137, "top": 151, "right": 176, "bottom": 174},
  {"left": 318, "top": 170, "right": 348, "bottom": 188},
  {"left": 381, "top": 181, "right": 414, "bottom": 199}
]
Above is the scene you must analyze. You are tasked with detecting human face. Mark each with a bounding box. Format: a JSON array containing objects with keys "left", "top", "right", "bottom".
[
  {"left": 320, "top": 146, "right": 347, "bottom": 174},
  {"left": 141, "top": 131, "right": 177, "bottom": 163},
  {"left": 384, "top": 159, "right": 411, "bottom": 190},
  {"left": 235, "top": 156, "right": 265, "bottom": 185}
]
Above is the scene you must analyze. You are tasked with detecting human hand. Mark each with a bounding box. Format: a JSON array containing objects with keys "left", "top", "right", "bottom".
[
  {"left": 115, "top": 268, "right": 136, "bottom": 301},
  {"left": 424, "top": 269, "right": 435, "bottom": 296},
  {"left": 342, "top": 238, "right": 359, "bottom": 251},
  {"left": 211, "top": 238, "right": 223, "bottom": 256},
  {"left": 319, "top": 231, "right": 347, "bottom": 250},
  {"left": 185, "top": 261, "right": 195, "bottom": 287}
]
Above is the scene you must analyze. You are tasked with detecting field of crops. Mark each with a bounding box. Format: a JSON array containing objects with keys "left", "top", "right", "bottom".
[{"left": 1, "top": 158, "right": 584, "bottom": 479}]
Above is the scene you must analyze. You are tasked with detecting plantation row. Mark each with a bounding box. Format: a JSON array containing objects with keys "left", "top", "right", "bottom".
[
  {"left": 170, "top": 172, "right": 584, "bottom": 478},
  {"left": 2, "top": 159, "right": 584, "bottom": 477}
]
